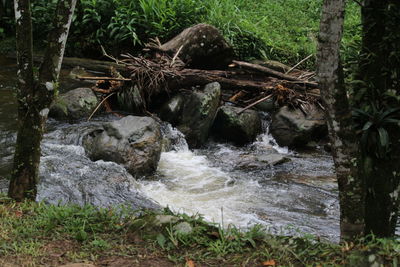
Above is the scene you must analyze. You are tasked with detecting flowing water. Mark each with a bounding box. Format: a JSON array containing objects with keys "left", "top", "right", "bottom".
[{"left": 0, "top": 55, "right": 341, "bottom": 241}]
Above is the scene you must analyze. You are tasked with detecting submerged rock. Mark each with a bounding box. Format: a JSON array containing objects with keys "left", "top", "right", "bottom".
[
  {"left": 82, "top": 116, "right": 162, "bottom": 177},
  {"left": 236, "top": 153, "right": 290, "bottom": 169},
  {"left": 177, "top": 82, "right": 221, "bottom": 148},
  {"left": 270, "top": 105, "right": 327, "bottom": 147},
  {"left": 49, "top": 87, "right": 98, "bottom": 121},
  {"left": 212, "top": 105, "right": 262, "bottom": 145}
]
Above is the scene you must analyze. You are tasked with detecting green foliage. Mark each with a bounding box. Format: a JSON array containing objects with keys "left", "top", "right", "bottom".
[
  {"left": 353, "top": 107, "right": 400, "bottom": 158},
  {"left": 2, "top": 0, "right": 361, "bottom": 65}
]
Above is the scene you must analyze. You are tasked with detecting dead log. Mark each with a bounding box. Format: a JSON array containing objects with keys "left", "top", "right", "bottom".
[
  {"left": 168, "top": 69, "right": 277, "bottom": 92},
  {"left": 6, "top": 54, "right": 126, "bottom": 74},
  {"left": 232, "top": 60, "right": 318, "bottom": 88}
]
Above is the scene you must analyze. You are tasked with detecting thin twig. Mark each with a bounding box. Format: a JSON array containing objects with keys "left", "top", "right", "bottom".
[
  {"left": 237, "top": 94, "right": 273, "bottom": 115},
  {"left": 285, "top": 54, "right": 313, "bottom": 74},
  {"left": 100, "top": 45, "right": 129, "bottom": 66},
  {"left": 170, "top": 45, "right": 183, "bottom": 67},
  {"left": 87, "top": 92, "right": 116, "bottom": 121},
  {"left": 316, "top": 101, "right": 325, "bottom": 111},
  {"left": 77, "top": 76, "right": 130, "bottom": 81}
]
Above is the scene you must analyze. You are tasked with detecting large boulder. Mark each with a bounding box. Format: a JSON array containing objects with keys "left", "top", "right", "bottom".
[
  {"left": 270, "top": 105, "right": 327, "bottom": 147},
  {"left": 49, "top": 87, "right": 98, "bottom": 120},
  {"left": 177, "top": 82, "right": 221, "bottom": 148},
  {"left": 161, "top": 24, "right": 234, "bottom": 69},
  {"left": 82, "top": 116, "right": 162, "bottom": 177},
  {"left": 37, "top": 142, "right": 159, "bottom": 209},
  {"left": 212, "top": 105, "right": 262, "bottom": 145}
]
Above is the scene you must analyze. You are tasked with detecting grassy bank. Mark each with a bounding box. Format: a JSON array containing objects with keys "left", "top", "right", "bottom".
[
  {"left": 0, "top": 197, "right": 399, "bottom": 266},
  {"left": 1, "top": 0, "right": 360, "bottom": 68}
]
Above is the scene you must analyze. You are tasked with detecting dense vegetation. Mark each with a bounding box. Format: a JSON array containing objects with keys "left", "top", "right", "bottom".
[
  {"left": 1, "top": 198, "right": 399, "bottom": 266},
  {"left": 0, "top": 0, "right": 360, "bottom": 68}
]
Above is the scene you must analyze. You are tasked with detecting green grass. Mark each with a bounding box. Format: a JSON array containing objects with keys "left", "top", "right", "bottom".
[
  {"left": 1, "top": 196, "right": 399, "bottom": 266},
  {"left": 2, "top": 0, "right": 361, "bottom": 68}
]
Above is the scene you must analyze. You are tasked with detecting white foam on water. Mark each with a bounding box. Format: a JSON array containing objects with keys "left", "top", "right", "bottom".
[{"left": 138, "top": 150, "right": 266, "bottom": 228}]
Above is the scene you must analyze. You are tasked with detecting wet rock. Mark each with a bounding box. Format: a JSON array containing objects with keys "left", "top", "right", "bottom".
[
  {"left": 82, "top": 116, "right": 162, "bottom": 177},
  {"left": 37, "top": 143, "right": 159, "bottom": 210},
  {"left": 236, "top": 153, "right": 290, "bottom": 169},
  {"left": 255, "top": 98, "right": 277, "bottom": 112},
  {"left": 212, "top": 105, "right": 262, "bottom": 145},
  {"left": 256, "top": 154, "right": 291, "bottom": 165},
  {"left": 177, "top": 82, "right": 221, "bottom": 148},
  {"left": 158, "top": 94, "right": 184, "bottom": 125},
  {"left": 58, "top": 66, "right": 96, "bottom": 92},
  {"left": 161, "top": 23, "right": 234, "bottom": 69},
  {"left": 117, "top": 85, "right": 146, "bottom": 114},
  {"left": 173, "top": 222, "right": 193, "bottom": 235},
  {"left": 160, "top": 123, "right": 188, "bottom": 152},
  {"left": 49, "top": 87, "right": 98, "bottom": 121},
  {"left": 270, "top": 105, "right": 327, "bottom": 147}
]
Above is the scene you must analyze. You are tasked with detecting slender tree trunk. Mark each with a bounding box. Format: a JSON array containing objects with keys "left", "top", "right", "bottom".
[
  {"left": 8, "top": 0, "right": 77, "bottom": 201},
  {"left": 316, "top": 0, "right": 365, "bottom": 241},
  {"left": 8, "top": 0, "right": 38, "bottom": 200}
]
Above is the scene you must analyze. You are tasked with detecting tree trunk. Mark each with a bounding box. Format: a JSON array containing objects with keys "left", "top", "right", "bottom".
[
  {"left": 8, "top": 0, "right": 77, "bottom": 201},
  {"left": 359, "top": 0, "right": 400, "bottom": 237},
  {"left": 316, "top": 0, "right": 365, "bottom": 241}
]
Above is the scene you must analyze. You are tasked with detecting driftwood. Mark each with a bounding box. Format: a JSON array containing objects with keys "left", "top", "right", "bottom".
[
  {"left": 237, "top": 94, "right": 274, "bottom": 115},
  {"left": 77, "top": 76, "right": 130, "bottom": 81},
  {"left": 7, "top": 54, "right": 126, "bottom": 74},
  {"left": 232, "top": 60, "right": 318, "bottom": 88},
  {"left": 73, "top": 50, "right": 320, "bottom": 115}
]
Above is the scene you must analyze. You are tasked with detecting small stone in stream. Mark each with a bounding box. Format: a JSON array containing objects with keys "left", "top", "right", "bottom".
[
  {"left": 256, "top": 154, "right": 291, "bottom": 166},
  {"left": 236, "top": 154, "right": 290, "bottom": 169}
]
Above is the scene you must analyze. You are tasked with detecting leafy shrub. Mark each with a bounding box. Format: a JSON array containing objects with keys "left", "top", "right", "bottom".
[{"left": 1, "top": 0, "right": 361, "bottom": 66}]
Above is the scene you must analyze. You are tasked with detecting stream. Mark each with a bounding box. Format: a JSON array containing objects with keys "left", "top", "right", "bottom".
[{"left": 0, "top": 55, "right": 341, "bottom": 242}]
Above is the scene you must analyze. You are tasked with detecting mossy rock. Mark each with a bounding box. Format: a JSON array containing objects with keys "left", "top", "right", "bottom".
[{"left": 49, "top": 87, "right": 98, "bottom": 121}]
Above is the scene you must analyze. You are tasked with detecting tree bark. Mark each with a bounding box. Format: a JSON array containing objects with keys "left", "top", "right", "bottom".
[
  {"left": 316, "top": 0, "right": 365, "bottom": 241},
  {"left": 8, "top": 0, "right": 77, "bottom": 201},
  {"left": 232, "top": 60, "right": 318, "bottom": 88},
  {"left": 359, "top": 0, "right": 400, "bottom": 237},
  {"left": 8, "top": 0, "right": 38, "bottom": 200}
]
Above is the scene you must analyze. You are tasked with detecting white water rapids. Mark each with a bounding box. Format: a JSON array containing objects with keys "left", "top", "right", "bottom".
[{"left": 137, "top": 126, "right": 340, "bottom": 241}]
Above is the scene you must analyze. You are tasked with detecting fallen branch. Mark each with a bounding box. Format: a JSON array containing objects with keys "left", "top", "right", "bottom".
[
  {"left": 285, "top": 54, "right": 313, "bottom": 74},
  {"left": 237, "top": 94, "right": 274, "bottom": 115},
  {"left": 77, "top": 76, "right": 130, "bottom": 81},
  {"left": 232, "top": 60, "right": 318, "bottom": 88},
  {"left": 87, "top": 92, "right": 116, "bottom": 121}
]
